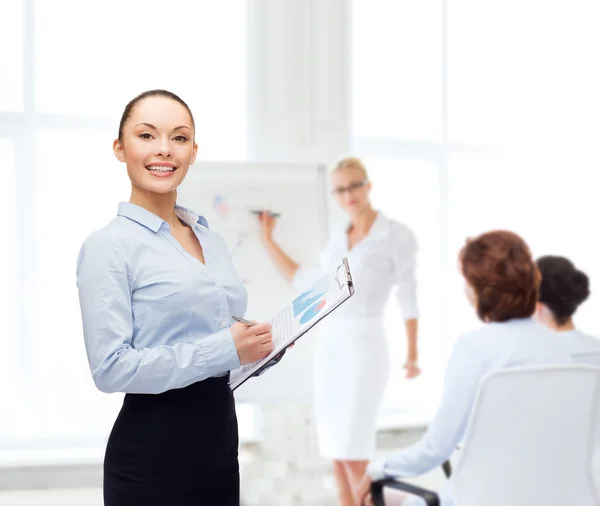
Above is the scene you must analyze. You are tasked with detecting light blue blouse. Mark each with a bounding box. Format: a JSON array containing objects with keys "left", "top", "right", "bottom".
[{"left": 76, "top": 202, "right": 248, "bottom": 394}]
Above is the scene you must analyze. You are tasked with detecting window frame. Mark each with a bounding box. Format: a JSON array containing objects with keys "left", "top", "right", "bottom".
[{"left": 350, "top": 0, "right": 503, "bottom": 421}]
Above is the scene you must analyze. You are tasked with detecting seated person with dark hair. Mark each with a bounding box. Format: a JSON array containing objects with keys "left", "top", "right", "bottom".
[
  {"left": 356, "top": 231, "right": 573, "bottom": 506},
  {"left": 535, "top": 255, "right": 600, "bottom": 354}
]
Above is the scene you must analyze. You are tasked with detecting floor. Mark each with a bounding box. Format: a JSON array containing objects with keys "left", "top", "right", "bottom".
[
  {"left": 0, "top": 488, "right": 103, "bottom": 506},
  {"left": 0, "top": 472, "right": 447, "bottom": 506},
  {"left": 0, "top": 429, "right": 449, "bottom": 506}
]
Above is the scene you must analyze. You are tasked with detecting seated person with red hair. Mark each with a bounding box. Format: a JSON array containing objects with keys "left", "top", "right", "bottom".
[{"left": 356, "top": 231, "right": 573, "bottom": 506}]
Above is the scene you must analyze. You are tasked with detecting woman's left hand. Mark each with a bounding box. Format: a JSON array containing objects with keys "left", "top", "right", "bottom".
[{"left": 403, "top": 360, "right": 421, "bottom": 379}]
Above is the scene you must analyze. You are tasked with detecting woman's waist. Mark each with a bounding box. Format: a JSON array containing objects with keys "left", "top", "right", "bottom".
[
  {"left": 123, "top": 375, "right": 232, "bottom": 407},
  {"left": 326, "top": 311, "right": 385, "bottom": 323},
  {"left": 336, "top": 296, "right": 389, "bottom": 318},
  {"left": 318, "top": 315, "right": 386, "bottom": 338}
]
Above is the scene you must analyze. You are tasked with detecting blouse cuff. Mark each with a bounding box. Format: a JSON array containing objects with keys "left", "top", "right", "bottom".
[{"left": 367, "top": 459, "right": 388, "bottom": 481}]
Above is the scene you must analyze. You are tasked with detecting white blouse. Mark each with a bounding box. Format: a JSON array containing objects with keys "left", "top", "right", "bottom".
[
  {"left": 293, "top": 212, "right": 418, "bottom": 321},
  {"left": 560, "top": 329, "right": 600, "bottom": 354}
]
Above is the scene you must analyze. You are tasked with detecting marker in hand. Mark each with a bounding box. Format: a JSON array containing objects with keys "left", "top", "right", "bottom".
[{"left": 251, "top": 209, "right": 281, "bottom": 218}]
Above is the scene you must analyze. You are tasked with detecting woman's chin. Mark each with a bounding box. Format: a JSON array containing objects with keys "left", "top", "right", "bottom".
[{"left": 134, "top": 181, "right": 181, "bottom": 196}]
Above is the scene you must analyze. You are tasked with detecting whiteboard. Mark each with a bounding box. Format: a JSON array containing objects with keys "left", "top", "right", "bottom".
[{"left": 177, "top": 161, "right": 329, "bottom": 404}]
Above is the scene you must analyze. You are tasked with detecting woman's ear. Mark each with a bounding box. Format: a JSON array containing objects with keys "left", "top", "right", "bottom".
[
  {"left": 190, "top": 140, "right": 198, "bottom": 165},
  {"left": 113, "top": 138, "right": 125, "bottom": 162}
]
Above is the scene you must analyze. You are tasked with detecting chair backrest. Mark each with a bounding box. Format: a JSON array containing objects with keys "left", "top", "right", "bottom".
[
  {"left": 571, "top": 351, "right": 600, "bottom": 496},
  {"left": 453, "top": 365, "right": 600, "bottom": 506}
]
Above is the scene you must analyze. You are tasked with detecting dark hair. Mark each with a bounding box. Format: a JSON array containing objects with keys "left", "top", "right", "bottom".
[
  {"left": 117, "top": 89, "right": 195, "bottom": 141},
  {"left": 460, "top": 230, "right": 540, "bottom": 322},
  {"left": 536, "top": 255, "right": 590, "bottom": 325}
]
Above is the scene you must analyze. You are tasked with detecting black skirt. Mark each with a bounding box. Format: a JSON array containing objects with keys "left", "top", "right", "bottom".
[{"left": 104, "top": 376, "right": 239, "bottom": 506}]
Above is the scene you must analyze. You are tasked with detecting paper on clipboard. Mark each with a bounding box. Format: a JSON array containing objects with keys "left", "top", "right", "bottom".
[{"left": 229, "top": 258, "right": 354, "bottom": 391}]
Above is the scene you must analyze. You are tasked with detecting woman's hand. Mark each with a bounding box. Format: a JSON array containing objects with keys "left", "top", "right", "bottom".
[
  {"left": 403, "top": 360, "right": 421, "bottom": 379},
  {"left": 231, "top": 322, "right": 273, "bottom": 365},
  {"left": 258, "top": 211, "right": 277, "bottom": 243}
]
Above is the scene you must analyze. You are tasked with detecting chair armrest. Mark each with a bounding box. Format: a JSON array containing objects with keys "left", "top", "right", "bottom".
[
  {"left": 441, "top": 459, "right": 452, "bottom": 478},
  {"left": 371, "top": 478, "right": 440, "bottom": 506}
]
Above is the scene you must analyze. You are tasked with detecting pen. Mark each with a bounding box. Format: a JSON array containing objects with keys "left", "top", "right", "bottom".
[
  {"left": 251, "top": 210, "right": 281, "bottom": 218},
  {"left": 232, "top": 316, "right": 256, "bottom": 327}
]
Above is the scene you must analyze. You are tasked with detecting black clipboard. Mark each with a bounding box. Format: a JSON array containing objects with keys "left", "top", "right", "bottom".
[{"left": 229, "top": 258, "right": 354, "bottom": 391}]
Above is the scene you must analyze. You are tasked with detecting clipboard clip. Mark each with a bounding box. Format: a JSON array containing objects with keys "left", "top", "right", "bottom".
[{"left": 335, "top": 258, "right": 353, "bottom": 290}]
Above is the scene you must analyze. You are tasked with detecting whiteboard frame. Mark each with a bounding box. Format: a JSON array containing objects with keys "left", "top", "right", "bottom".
[{"left": 183, "top": 160, "right": 330, "bottom": 241}]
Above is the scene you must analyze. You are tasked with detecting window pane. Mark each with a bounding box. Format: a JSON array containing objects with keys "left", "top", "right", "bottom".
[
  {"left": 365, "top": 158, "right": 443, "bottom": 414},
  {"left": 32, "top": 129, "right": 129, "bottom": 439},
  {"left": 448, "top": 0, "right": 600, "bottom": 146},
  {"left": 0, "top": 1, "right": 24, "bottom": 111},
  {"left": 352, "top": 0, "right": 442, "bottom": 141},
  {"left": 0, "top": 139, "right": 19, "bottom": 416},
  {"left": 448, "top": 152, "right": 600, "bottom": 343},
  {"left": 35, "top": 0, "right": 247, "bottom": 159}
]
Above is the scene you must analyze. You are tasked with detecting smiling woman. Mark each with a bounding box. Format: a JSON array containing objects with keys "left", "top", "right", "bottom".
[
  {"left": 76, "top": 90, "right": 274, "bottom": 506},
  {"left": 113, "top": 90, "right": 197, "bottom": 200}
]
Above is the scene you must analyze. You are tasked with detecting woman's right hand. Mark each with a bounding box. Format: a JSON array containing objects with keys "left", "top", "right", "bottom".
[
  {"left": 258, "top": 211, "right": 277, "bottom": 242},
  {"left": 231, "top": 322, "right": 274, "bottom": 365}
]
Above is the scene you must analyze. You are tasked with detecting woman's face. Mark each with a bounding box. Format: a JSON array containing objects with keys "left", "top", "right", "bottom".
[
  {"left": 113, "top": 96, "right": 197, "bottom": 196},
  {"left": 330, "top": 166, "right": 372, "bottom": 216}
]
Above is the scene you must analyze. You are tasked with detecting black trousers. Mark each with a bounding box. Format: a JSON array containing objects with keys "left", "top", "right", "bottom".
[{"left": 104, "top": 376, "right": 239, "bottom": 506}]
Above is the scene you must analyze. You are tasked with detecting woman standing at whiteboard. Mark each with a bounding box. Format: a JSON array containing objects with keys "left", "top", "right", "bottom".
[{"left": 259, "top": 157, "right": 420, "bottom": 506}]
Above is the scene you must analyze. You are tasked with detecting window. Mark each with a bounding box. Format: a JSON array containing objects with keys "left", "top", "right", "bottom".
[
  {"left": 35, "top": 0, "right": 247, "bottom": 159},
  {"left": 0, "top": 2, "right": 24, "bottom": 111},
  {"left": 448, "top": 0, "right": 600, "bottom": 147},
  {"left": 352, "top": 0, "right": 600, "bottom": 424},
  {"left": 2, "top": 1, "right": 249, "bottom": 450},
  {"left": 366, "top": 158, "right": 444, "bottom": 414},
  {"left": 446, "top": 0, "right": 514, "bottom": 145},
  {"left": 448, "top": 151, "right": 600, "bottom": 342},
  {"left": 34, "top": 129, "right": 129, "bottom": 440},
  {"left": 352, "top": 0, "right": 442, "bottom": 142},
  {"left": 0, "top": 140, "right": 19, "bottom": 420},
  {"left": 351, "top": 1, "right": 447, "bottom": 420}
]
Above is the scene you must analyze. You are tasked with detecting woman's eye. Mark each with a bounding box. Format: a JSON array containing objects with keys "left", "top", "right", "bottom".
[
  {"left": 173, "top": 135, "right": 188, "bottom": 142},
  {"left": 139, "top": 133, "right": 153, "bottom": 139}
]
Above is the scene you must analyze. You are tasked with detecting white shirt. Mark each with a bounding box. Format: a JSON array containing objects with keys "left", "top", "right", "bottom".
[
  {"left": 560, "top": 329, "right": 600, "bottom": 354},
  {"left": 293, "top": 212, "right": 418, "bottom": 320},
  {"left": 368, "top": 318, "right": 573, "bottom": 480}
]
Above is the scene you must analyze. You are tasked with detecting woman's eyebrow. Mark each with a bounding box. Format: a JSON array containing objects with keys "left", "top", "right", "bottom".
[{"left": 134, "top": 123, "right": 190, "bottom": 131}]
